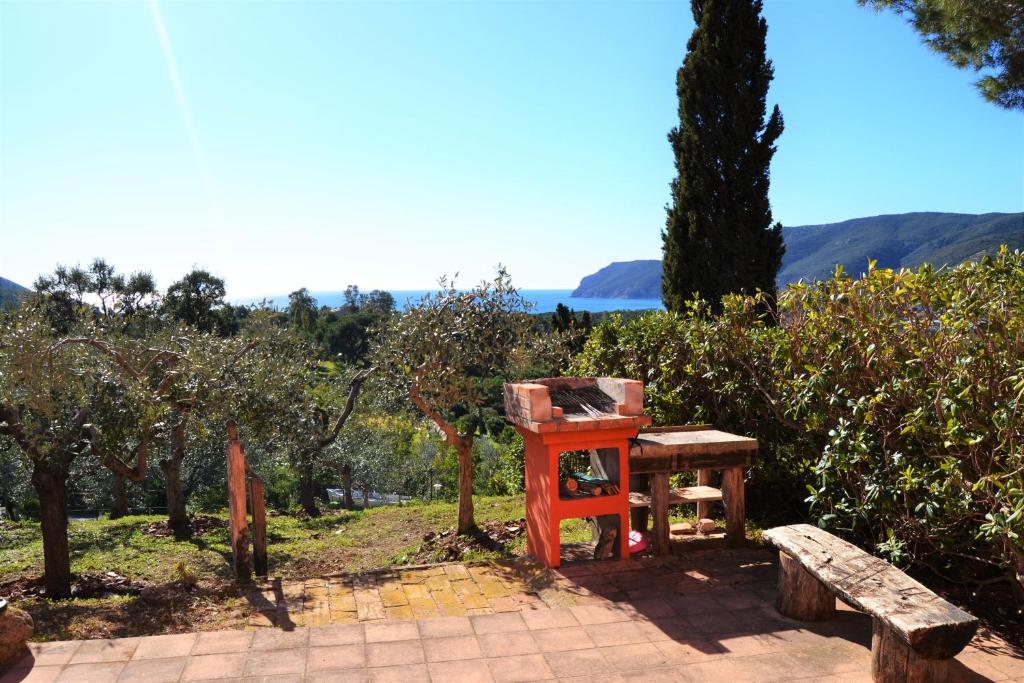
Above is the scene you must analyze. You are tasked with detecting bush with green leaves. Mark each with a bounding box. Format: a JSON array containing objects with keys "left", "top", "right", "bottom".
[{"left": 576, "top": 248, "right": 1024, "bottom": 600}]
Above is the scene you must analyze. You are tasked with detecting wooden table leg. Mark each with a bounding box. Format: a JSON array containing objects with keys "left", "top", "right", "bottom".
[
  {"left": 651, "top": 472, "right": 670, "bottom": 556},
  {"left": 722, "top": 466, "right": 745, "bottom": 546},
  {"left": 629, "top": 474, "right": 649, "bottom": 533},
  {"left": 696, "top": 468, "right": 713, "bottom": 519}
]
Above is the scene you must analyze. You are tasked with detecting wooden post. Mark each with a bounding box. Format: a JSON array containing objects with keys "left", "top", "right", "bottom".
[
  {"left": 226, "top": 421, "right": 251, "bottom": 582},
  {"left": 776, "top": 551, "right": 836, "bottom": 621},
  {"left": 629, "top": 474, "right": 650, "bottom": 533},
  {"left": 249, "top": 475, "right": 267, "bottom": 577},
  {"left": 651, "top": 472, "right": 670, "bottom": 556},
  {"left": 871, "top": 618, "right": 947, "bottom": 683},
  {"left": 696, "top": 468, "right": 713, "bottom": 519},
  {"left": 721, "top": 466, "right": 745, "bottom": 546}
]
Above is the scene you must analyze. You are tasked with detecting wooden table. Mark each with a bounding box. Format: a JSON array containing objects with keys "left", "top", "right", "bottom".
[{"left": 628, "top": 426, "right": 758, "bottom": 555}]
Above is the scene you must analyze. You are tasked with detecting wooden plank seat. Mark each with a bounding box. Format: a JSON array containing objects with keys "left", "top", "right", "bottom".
[
  {"left": 628, "top": 485, "right": 723, "bottom": 508},
  {"left": 763, "top": 524, "right": 978, "bottom": 683}
]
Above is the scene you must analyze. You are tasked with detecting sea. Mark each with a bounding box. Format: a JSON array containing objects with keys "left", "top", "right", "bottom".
[{"left": 244, "top": 289, "right": 664, "bottom": 314}]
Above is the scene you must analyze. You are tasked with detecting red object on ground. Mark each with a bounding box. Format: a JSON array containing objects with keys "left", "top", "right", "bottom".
[
  {"left": 628, "top": 529, "right": 649, "bottom": 554},
  {"left": 504, "top": 377, "right": 651, "bottom": 568}
]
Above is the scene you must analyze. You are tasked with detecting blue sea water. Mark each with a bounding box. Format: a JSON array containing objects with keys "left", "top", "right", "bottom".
[{"left": 245, "top": 289, "right": 664, "bottom": 314}]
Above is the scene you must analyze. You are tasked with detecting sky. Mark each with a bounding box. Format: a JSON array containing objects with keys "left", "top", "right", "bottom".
[{"left": 1, "top": 1, "right": 1022, "bottom": 298}]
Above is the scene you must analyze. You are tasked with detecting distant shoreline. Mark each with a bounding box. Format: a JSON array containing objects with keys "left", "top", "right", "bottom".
[{"left": 235, "top": 289, "right": 665, "bottom": 314}]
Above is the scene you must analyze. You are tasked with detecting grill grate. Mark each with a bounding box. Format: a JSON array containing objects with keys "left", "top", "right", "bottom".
[{"left": 549, "top": 386, "right": 617, "bottom": 417}]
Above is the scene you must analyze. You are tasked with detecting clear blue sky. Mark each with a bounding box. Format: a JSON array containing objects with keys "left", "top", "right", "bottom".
[{"left": 1, "top": 1, "right": 1021, "bottom": 297}]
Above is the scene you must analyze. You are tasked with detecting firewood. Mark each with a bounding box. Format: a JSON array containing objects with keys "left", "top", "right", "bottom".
[{"left": 566, "top": 478, "right": 602, "bottom": 496}]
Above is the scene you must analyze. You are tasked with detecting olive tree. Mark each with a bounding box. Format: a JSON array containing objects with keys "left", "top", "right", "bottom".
[
  {"left": 373, "top": 269, "right": 555, "bottom": 534},
  {"left": 0, "top": 309, "right": 152, "bottom": 597}
]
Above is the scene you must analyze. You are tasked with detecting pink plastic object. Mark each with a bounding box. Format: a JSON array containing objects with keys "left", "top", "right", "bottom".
[{"left": 628, "top": 529, "right": 649, "bottom": 554}]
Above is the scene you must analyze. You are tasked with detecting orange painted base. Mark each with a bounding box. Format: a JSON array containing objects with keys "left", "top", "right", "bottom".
[{"left": 519, "top": 426, "right": 639, "bottom": 568}]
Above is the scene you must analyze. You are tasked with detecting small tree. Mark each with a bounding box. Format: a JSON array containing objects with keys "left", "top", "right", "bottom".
[
  {"left": 662, "top": 0, "right": 785, "bottom": 313},
  {"left": 374, "top": 269, "right": 553, "bottom": 534}
]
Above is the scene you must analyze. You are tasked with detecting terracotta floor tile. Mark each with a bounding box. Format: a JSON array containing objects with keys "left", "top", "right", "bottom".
[
  {"left": 478, "top": 631, "right": 538, "bottom": 657},
  {"left": 422, "top": 634, "right": 483, "bottom": 662},
  {"left": 181, "top": 652, "right": 247, "bottom": 680},
  {"left": 543, "top": 648, "right": 611, "bottom": 678},
  {"left": 10, "top": 641, "right": 79, "bottom": 669},
  {"left": 417, "top": 616, "right": 473, "bottom": 639},
  {"left": 251, "top": 628, "right": 309, "bottom": 651},
  {"left": 651, "top": 638, "right": 723, "bottom": 664},
  {"left": 69, "top": 638, "right": 139, "bottom": 664},
  {"left": 471, "top": 612, "right": 528, "bottom": 635},
  {"left": 584, "top": 622, "right": 647, "bottom": 647},
  {"left": 487, "top": 653, "right": 556, "bottom": 683},
  {"left": 366, "top": 663, "right": 430, "bottom": 683},
  {"left": 131, "top": 632, "right": 197, "bottom": 660},
  {"left": 521, "top": 608, "right": 580, "bottom": 631},
  {"left": 116, "top": 656, "right": 187, "bottom": 682},
  {"left": 599, "top": 642, "right": 668, "bottom": 672},
  {"left": 569, "top": 605, "right": 629, "bottom": 626},
  {"left": 305, "top": 670, "right": 369, "bottom": 683},
  {"left": 365, "top": 640, "right": 425, "bottom": 667},
  {"left": 365, "top": 621, "right": 419, "bottom": 643},
  {"left": 427, "top": 658, "right": 494, "bottom": 682},
  {"left": 55, "top": 662, "right": 125, "bottom": 683},
  {"left": 306, "top": 644, "right": 365, "bottom": 671},
  {"left": 309, "top": 623, "right": 365, "bottom": 647},
  {"left": 533, "top": 626, "right": 597, "bottom": 653},
  {"left": 0, "top": 665, "right": 63, "bottom": 683},
  {"left": 243, "top": 648, "right": 307, "bottom": 677},
  {"left": 192, "top": 630, "right": 253, "bottom": 655}
]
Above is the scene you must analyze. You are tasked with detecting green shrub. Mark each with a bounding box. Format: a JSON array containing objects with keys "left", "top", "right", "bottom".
[{"left": 575, "top": 248, "right": 1024, "bottom": 596}]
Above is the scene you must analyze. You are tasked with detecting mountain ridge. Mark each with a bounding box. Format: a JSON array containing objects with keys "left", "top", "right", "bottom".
[
  {"left": 572, "top": 211, "right": 1024, "bottom": 298},
  {"left": 0, "top": 276, "right": 29, "bottom": 308}
]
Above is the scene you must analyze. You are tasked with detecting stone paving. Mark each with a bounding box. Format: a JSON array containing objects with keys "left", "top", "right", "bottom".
[{"left": 4, "top": 547, "right": 1023, "bottom": 682}]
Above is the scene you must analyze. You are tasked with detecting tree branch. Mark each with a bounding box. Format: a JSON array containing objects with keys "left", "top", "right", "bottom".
[
  {"left": 48, "top": 337, "right": 144, "bottom": 383},
  {"left": 318, "top": 367, "right": 375, "bottom": 449},
  {"left": 409, "top": 365, "right": 467, "bottom": 449},
  {"left": 0, "top": 401, "right": 32, "bottom": 455}
]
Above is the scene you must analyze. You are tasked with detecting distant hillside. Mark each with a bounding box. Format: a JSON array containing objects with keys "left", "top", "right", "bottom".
[
  {"left": 0, "top": 277, "right": 29, "bottom": 308},
  {"left": 779, "top": 212, "right": 1023, "bottom": 283},
  {"left": 572, "top": 212, "right": 1024, "bottom": 298},
  {"left": 571, "top": 260, "right": 661, "bottom": 299}
]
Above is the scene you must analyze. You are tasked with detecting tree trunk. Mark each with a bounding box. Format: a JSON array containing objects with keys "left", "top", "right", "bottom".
[
  {"left": 160, "top": 457, "right": 190, "bottom": 539},
  {"left": 456, "top": 437, "right": 475, "bottom": 535},
  {"left": 110, "top": 474, "right": 128, "bottom": 519},
  {"left": 299, "top": 464, "right": 319, "bottom": 517},
  {"left": 342, "top": 463, "right": 354, "bottom": 509},
  {"left": 31, "top": 464, "right": 72, "bottom": 599},
  {"left": 1, "top": 494, "right": 18, "bottom": 522}
]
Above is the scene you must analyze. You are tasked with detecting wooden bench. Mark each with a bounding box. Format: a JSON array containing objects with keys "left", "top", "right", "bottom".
[
  {"left": 628, "top": 485, "right": 723, "bottom": 508},
  {"left": 763, "top": 524, "right": 978, "bottom": 683}
]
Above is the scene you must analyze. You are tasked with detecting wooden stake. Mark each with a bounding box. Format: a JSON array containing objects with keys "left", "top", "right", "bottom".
[
  {"left": 226, "top": 421, "right": 250, "bottom": 582},
  {"left": 249, "top": 475, "right": 267, "bottom": 577},
  {"left": 776, "top": 551, "right": 835, "bottom": 621}
]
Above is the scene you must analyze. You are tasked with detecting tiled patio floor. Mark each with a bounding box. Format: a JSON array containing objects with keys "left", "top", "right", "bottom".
[{"left": 4, "top": 547, "right": 1023, "bottom": 682}]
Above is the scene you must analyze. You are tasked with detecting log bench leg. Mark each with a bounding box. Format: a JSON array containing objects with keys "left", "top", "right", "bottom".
[
  {"left": 871, "top": 619, "right": 948, "bottom": 683},
  {"left": 775, "top": 551, "right": 836, "bottom": 621}
]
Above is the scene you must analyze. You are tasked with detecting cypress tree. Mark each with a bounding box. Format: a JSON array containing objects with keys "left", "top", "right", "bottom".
[{"left": 662, "top": 0, "right": 786, "bottom": 313}]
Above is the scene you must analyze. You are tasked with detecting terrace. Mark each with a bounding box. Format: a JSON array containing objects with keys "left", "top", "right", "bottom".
[{"left": 4, "top": 546, "right": 1021, "bottom": 682}]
